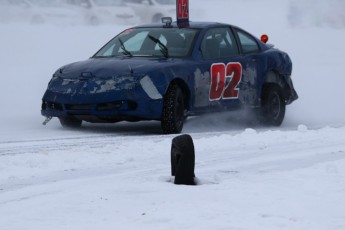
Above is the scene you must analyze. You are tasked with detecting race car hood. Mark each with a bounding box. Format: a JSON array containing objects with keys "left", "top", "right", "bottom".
[
  {"left": 46, "top": 57, "right": 185, "bottom": 97},
  {"left": 57, "top": 57, "right": 174, "bottom": 79}
]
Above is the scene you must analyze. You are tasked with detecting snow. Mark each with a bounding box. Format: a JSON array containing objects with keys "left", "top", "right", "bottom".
[{"left": 1, "top": 0, "right": 345, "bottom": 229}]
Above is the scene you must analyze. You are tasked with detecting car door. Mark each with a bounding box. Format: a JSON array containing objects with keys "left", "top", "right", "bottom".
[
  {"left": 233, "top": 28, "right": 262, "bottom": 106},
  {"left": 194, "top": 26, "right": 255, "bottom": 112}
]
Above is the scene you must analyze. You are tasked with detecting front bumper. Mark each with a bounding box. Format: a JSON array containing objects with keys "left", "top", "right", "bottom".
[
  {"left": 41, "top": 92, "right": 163, "bottom": 122},
  {"left": 41, "top": 75, "right": 164, "bottom": 122}
]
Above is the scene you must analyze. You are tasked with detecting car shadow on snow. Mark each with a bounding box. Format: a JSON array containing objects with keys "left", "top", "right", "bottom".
[
  {"left": 64, "top": 110, "right": 270, "bottom": 136},
  {"left": 183, "top": 110, "right": 268, "bottom": 133}
]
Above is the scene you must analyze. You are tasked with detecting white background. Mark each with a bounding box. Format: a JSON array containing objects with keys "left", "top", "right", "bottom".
[{"left": 1, "top": 0, "right": 345, "bottom": 229}]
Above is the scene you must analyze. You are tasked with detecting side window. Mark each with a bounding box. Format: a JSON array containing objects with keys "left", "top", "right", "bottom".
[
  {"left": 236, "top": 30, "right": 260, "bottom": 54},
  {"left": 201, "top": 27, "right": 239, "bottom": 59}
]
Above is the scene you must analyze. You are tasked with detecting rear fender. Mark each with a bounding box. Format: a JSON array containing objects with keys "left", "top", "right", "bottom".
[
  {"left": 264, "top": 71, "right": 286, "bottom": 89},
  {"left": 264, "top": 71, "right": 298, "bottom": 104}
]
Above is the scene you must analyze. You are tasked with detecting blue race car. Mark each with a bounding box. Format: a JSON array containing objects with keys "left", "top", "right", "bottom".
[{"left": 41, "top": 18, "right": 298, "bottom": 134}]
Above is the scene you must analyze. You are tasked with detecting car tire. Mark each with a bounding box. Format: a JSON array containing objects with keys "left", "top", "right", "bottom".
[
  {"left": 259, "top": 84, "right": 286, "bottom": 126},
  {"left": 161, "top": 83, "right": 185, "bottom": 134},
  {"left": 59, "top": 117, "right": 82, "bottom": 128},
  {"left": 171, "top": 134, "right": 196, "bottom": 185}
]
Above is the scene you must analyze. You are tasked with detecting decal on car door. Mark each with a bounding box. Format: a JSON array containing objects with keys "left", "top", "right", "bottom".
[{"left": 209, "top": 62, "right": 242, "bottom": 101}]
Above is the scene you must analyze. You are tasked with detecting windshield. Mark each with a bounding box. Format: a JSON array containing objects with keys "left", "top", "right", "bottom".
[{"left": 93, "top": 27, "right": 199, "bottom": 58}]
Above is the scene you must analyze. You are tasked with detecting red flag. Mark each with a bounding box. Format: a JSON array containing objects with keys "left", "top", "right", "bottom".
[{"left": 176, "top": 0, "right": 189, "bottom": 27}]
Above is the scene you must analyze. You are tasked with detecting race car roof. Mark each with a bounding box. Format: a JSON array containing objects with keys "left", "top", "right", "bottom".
[{"left": 133, "top": 21, "right": 233, "bottom": 29}]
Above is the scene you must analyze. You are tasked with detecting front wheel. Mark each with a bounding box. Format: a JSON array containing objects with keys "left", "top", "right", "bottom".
[
  {"left": 161, "top": 84, "right": 186, "bottom": 134},
  {"left": 258, "top": 84, "right": 286, "bottom": 126},
  {"left": 59, "top": 117, "right": 82, "bottom": 128}
]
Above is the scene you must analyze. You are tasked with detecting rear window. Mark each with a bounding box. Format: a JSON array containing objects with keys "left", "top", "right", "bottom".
[{"left": 236, "top": 30, "right": 260, "bottom": 54}]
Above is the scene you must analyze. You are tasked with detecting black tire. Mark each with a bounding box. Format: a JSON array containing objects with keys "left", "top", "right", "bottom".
[
  {"left": 59, "top": 117, "right": 82, "bottom": 128},
  {"left": 161, "top": 84, "right": 186, "bottom": 134},
  {"left": 171, "top": 134, "right": 196, "bottom": 185},
  {"left": 259, "top": 84, "right": 286, "bottom": 126}
]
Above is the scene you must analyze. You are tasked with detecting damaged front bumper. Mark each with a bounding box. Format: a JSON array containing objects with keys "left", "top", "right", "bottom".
[{"left": 41, "top": 74, "right": 164, "bottom": 122}]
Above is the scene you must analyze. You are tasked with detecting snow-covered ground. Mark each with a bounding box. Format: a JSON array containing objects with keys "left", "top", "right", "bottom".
[{"left": 1, "top": 0, "right": 345, "bottom": 229}]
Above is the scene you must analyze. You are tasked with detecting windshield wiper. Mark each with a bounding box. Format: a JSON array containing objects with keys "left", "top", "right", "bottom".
[
  {"left": 148, "top": 34, "right": 169, "bottom": 58},
  {"left": 118, "top": 38, "right": 132, "bottom": 57}
]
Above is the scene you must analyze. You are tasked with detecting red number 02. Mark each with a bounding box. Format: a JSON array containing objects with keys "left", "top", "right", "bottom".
[{"left": 209, "top": 62, "right": 242, "bottom": 101}]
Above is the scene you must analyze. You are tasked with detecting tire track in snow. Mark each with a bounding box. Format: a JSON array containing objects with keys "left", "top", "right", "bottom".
[{"left": 0, "top": 134, "right": 168, "bottom": 156}]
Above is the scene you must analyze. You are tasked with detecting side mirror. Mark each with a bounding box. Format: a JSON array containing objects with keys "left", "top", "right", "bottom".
[{"left": 261, "top": 34, "right": 269, "bottom": 43}]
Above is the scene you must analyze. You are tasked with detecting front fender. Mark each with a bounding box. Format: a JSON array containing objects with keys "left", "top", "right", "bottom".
[{"left": 143, "top": 63, "right": 193, "bottom": 98}]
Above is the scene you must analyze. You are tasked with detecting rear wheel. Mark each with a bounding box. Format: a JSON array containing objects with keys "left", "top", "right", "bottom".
[
  {"left": 259, "top": 84, "right": 286, "bottom": 126},
  {"left": 161, "top": 83, "right": 186, "bottom": 134},
  {"left": 59, "top": 117, "right": 82, "bottom": 128}
]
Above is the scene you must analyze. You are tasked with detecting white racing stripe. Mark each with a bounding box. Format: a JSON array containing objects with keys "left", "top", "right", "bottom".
[{"left": 140, "top": 75, "right": 163, "bottom": 99}]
